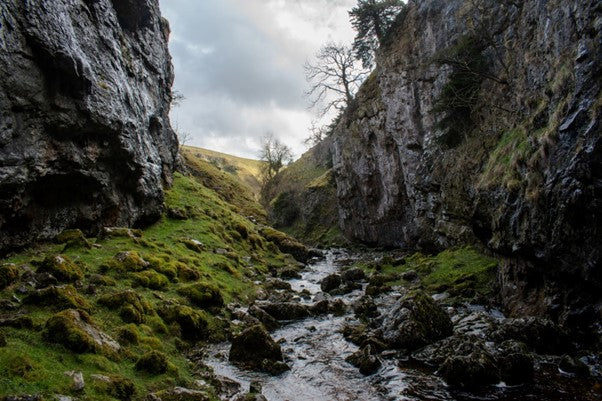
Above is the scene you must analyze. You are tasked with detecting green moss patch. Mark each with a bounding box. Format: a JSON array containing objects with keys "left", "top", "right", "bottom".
[
  {"left": 178, "top": 282, "right": 224, "bottom": 308},
  {"left": 35, "top": 254, "right": 84, "bottom": 282},
  {"left": 0, "top": 264, "right": 19, "bottom": 289},
  {"left": 24, "top": 285, "right": 90, "bottom": 310}
]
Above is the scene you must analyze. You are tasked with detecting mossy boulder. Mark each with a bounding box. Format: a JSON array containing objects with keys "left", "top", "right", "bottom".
[
  {"left": 259, "top": 227, "right": 318, "bottom": 263},
  {"left": 108, "top": 251, "right": 149, "bottom": 272},
  {"left": 178, "top": 282, "right": 224, "bottom": 308},
  {"left": 439, "top": 348, "right": 500, "bottom": 388},
  {"left": 135, "top": 350, "right": 168, "bottom": 374},
  {"left": 43, "top": 309, "right": 120, "bottom": 355},
  {"left": 0, "top": 315, "right": 34, "bottom": 330},
  {"left": 55, "top": 229, "right": 92, "bottom": 250},
  {"left": 146, "top": 257, "right": 178, "bottom": 281},
  {"left": 176, "top": 263, "right": 201, "bottom": 281},
  {"left": 181, "top": 238, "right": 204, "bottom": 253},
  {"left": 24, "top": 285, "right": 90, "bottom": 310},
  {"left": 229, "top": 325, "right": 288, "bottom": 375},
  {"left": 117, "top": 324, "right": 141, "bottom": 345},
  {"left": 380, "top": 290, "right": 452, "bottom": 351},
  {"left": 132, "top": 270, "right": 169, "bottom": 290},
  {"left": 91, "top": 374, "right": 136, "bottom": 400},
  {"left": 35, "top": 255, "right": 84, "bottom": 282},
  {"left": 158, "top": 304, "right": 208, "bottom": 342},
  {"left": 0, "top": 264, "right": 19, "bottom": 289},
  {"left": 98, "top": 290, "right": 153, "bottom": 324}
]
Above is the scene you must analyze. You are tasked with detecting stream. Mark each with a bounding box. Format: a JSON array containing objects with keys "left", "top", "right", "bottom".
[{"left": 204, "top": 250, "right": 602, "bottom": 401}]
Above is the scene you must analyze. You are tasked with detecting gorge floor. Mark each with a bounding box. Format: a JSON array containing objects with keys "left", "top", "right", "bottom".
[{"left": 201, "top": 250, "right": 602, "bottom": 401}]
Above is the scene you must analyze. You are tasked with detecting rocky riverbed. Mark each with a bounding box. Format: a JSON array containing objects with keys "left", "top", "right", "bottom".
[{"left": 197, "top": 250, "right": 602, "bottom": 401}]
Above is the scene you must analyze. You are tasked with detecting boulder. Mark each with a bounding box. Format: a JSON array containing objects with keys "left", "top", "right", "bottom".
[
  {"left": 255, "top": 302, "right": 311, "bottom": 321},
  {"left": 345, "top": 345, "right": 381, "bottom": 375},
  {"left": 229, "top": 325, "right": 288, "bottom": 375},
  {"left": 43, "top": 309, "right": 120, "bottom": 355},
  {"left": 248, "top": 305, "right": 280, "bottom": 331},
  {"left": 320, "top": 273, "right": 342, "bottom": 293},
  {"left": 438, "top": 348, "right": 500, "bottom": 388},
  {"left": 492, "top": 316, "right": 570, "bottom": 354},
  {"left": 380, "top": 291, "right": 452, "bottom": 351},
  {"left": 341, "top": 268, "right": 366, "bottom": 283}
]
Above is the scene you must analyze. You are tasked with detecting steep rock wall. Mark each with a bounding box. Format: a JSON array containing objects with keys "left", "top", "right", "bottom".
[
  {"left": 0, "top": 0, "right": 178, "bottom": 252},
  {"left": 332, "top": 0, "right": 601, "bottom": 326}
]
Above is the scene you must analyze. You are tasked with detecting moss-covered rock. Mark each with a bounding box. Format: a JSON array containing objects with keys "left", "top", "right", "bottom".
[
  {"left": 259, "top": 227, "right": 318, "bottom": 263},
  {"left": 117, "top": 324, "right": 141, "bottom": 345},
  {"left": 0, "top": 263, "right": 19, "bottom": 289},
  {"left": 229, "top": 325, "right": 288, "bottom": 375},
  {"left": 178, "top": 282, "right": 224, "bottom": 308},
  {"left": 0, "top": 315, "right": 35, "bottom": 330},
  {"left": 35, "top": 255, "right": 84, "bottom": 282},
  {"left": 132, "top": 270, "right": 169, "bottom": 290},
  {"left": 146, "top": 257, "right": 178, "bottom": 281},
  {"left": 380, "top": 290, "right": 452, "bottom": 351},
  {"left": 98, "top": 290, "right": 153, "bottom": 324},
  {"left": 91, "top": 374, "right": 136, "bottom": 401},
  {"left": 43, "top": 309, "right": 120, "bottom": 355},
  {"left": 24, "top": 285, "right": 90, "bottom": 310},
  {"left": 135, "top": 350, "right": 168, "bottom": 374},
  {"left": 108, "top": 251, "right": 149, "bottom": 272},
  {"left": 158, "top": 304, "right": 208, "bottom": 342},
  {"left": 180, "top": 238, "right": 204, "bottom": 253},
  {"left": 55, "top": 229, "right": 92, "bottom": 250},
  {"left": 176, "top": 262, "right": 201, "bottom": 281}
]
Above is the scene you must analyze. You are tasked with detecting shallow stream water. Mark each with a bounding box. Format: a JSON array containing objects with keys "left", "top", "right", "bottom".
[{"left": 205, "top": 250, "right": 602, "bottom": 401}]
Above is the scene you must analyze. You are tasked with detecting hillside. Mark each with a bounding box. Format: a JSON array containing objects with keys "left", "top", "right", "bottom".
[
  {"left": 261, "top": 137, "right": 345, "bottom": 247},
  {"left": 0, "top": 156, "right": 309, "bottom": 399},
  {"left": 181, "top": 146, "right": 266, "bottom": 200}
]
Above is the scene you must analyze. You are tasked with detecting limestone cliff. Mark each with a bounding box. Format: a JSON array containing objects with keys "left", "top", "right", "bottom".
[
  {"left": 0, "top": 0, "right": 178, "bottom": 252},
  {"left": 332, "top": 0, "right": 600, "bottom": 327}
]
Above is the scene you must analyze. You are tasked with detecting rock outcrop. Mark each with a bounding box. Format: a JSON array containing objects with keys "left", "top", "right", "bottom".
[
  {"left": 332, "top": 0, "right": 601, "bottom": 329},
  {"left": 0, "top": 0, "right": 178, "bottom": 252}
]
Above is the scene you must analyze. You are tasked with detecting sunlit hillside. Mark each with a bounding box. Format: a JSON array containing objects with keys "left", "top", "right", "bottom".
[{"left": 181, "top": 146, "right": 266, "bottom": 200}]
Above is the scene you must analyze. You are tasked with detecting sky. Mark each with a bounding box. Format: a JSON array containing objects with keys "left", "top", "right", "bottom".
[{"left": 159, "top": 0, "right": 357, "bottom": 160}]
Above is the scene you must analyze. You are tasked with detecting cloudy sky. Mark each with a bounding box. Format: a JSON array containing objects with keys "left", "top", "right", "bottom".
[{"left": 159, "top": 0, "right": 357, "bottom": 159}]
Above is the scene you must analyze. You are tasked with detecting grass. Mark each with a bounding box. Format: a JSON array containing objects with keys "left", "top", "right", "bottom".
[
  {"left": 261, "top": 142, "right": 345, "bottom": 247},
  {"left": 181, "top": 145, "right": 266, "bottom": 201},
  {"left": 0, "top": 162, "right": 295, "bottom": 399},
  {"left": 355, "top": 246, "right": 499, "bottom": 303}
]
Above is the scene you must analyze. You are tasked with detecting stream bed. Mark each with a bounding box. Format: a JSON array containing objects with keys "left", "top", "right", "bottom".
[{"left": 203, "top": 250, "right": 602, "bottom": 401}]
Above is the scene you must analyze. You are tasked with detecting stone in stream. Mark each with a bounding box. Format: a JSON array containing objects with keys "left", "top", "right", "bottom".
[
  {"left": 255, "top": 302, "right": 311, "bottom": 321},
  {"left": 346, "top": 344, "right": 382, "bottom": 375},
  {"left": 380, "top": 290, "right": 452, "bottom": 351},
  {"left": 248, "top": 305, "right": 280, "bottom": 331},
  {"left": 229, "top": 325, "right": 289, "bottom": 375},
  {"left": 341, "top": 268, "right": 366, "bottom": 283},
  {"left": 320, "top": 273, "right": 342, "bottom": 293},
  {"left": 438, "top": 348, "right": 500, "bottom": 388}
]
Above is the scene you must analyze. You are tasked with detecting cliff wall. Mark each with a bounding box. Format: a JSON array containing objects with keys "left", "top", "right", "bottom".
[
  {"left": 0, "top": 0, "right": 178, "bottom": 252},
  {"left": 332, "top": 0, "right": 601, "bottom": 325}
]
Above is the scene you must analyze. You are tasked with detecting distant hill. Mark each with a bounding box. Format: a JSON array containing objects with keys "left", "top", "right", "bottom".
[{"left": 181, "top": 146, "right": 265, "bottom": 200}]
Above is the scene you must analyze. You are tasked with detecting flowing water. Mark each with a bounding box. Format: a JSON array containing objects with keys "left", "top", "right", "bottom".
[{"left": 205, "top": 250, "right": 602, "bottom": 401}]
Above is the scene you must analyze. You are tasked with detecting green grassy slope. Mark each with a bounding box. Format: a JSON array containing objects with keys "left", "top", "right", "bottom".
[
  {"left": 182, "top": 146, "right": 266, "bottom": 200},
  {"left": 0, "top": 164, "right": 297, "bottom": 399},
  {"left": 261, "top": 138, "right": 345, "bottom": 247}
]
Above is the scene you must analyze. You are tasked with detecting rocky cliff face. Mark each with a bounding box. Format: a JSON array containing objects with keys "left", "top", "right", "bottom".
[
  {"left": 333, "top": 0, "right": 601, "bottom": 328},
  {"left": 0, "top": 0, "right": 178, "bottom": 252}
]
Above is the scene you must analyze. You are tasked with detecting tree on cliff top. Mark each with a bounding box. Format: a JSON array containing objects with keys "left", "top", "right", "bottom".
[
  {"left": 350, "top": 0, "right": 405, "bottom": 68},
  {"left": 304, "top": 43, "right": 368, "bottom": 117}
]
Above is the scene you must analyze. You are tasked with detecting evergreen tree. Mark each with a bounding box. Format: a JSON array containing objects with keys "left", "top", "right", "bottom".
[{"left": 349, "top": 0, "right": 405, "bottom": 68}]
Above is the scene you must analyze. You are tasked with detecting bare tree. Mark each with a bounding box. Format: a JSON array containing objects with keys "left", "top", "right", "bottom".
[
  {"left": 304, "top": 121, "right": 328, "bottom": 147},
  {"left": 304, "top": 43, "right": 368, "bottom": 117},
  {"left": 258, "top": 133, "right": 293, "bottom": 182}
]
